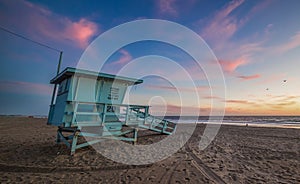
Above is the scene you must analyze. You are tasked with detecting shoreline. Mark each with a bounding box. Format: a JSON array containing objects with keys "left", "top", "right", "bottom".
[
  {"left": 1, "top": 114, "right": 299, "bottom": 129},
  {"left": 194, "top": 122, "right": 300, "bottom": 129}
]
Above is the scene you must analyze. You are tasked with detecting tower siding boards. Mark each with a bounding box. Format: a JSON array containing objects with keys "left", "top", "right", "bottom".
[{"left": 48, "top": 67, "right": 142, "bottom": 127}]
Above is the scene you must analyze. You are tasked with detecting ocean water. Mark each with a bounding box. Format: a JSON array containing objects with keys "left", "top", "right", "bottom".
[{"left": 163, "top": 116, "right": 300, "bottom": 128}]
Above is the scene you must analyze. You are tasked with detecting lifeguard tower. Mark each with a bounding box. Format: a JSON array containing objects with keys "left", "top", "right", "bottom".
[{"left": 48, "top": 67, "right": 176, "bottom": 154}]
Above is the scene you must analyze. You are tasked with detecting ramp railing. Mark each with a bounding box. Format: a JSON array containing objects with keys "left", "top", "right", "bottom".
[{"left": 57, "top": 101, "right": 177, "bottom": 154}]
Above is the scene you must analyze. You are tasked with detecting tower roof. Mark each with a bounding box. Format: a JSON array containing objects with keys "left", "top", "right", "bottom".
[{"left": 50, "top": 67, "right": 143, "bottom": 85}]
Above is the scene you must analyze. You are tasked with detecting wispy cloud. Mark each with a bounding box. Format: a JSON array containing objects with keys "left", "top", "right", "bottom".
[
  {"left": 157, "top": 0, "right": 177, "bottom": 16},
  {"left": 139, "top": 94, "right": 299, "bottom": 116},
  {"left": 103, "top": 49, "right": 133, "bottom": 73},
  {"left": 226, "top": 99, "right": 256, "bottom": 105},
  {"left": 0, "top": 80, "right": 52, "bottom": 96},
  {"left": 273, "top": 31, "right": 300, "bottom": 54},
  {"left": 0, "top": 0, "right": 100, "bottom": 49},
  {"left": 202, "top": 95, "right": 223, "bottom": 100},
  {"left": 146, "top": 84, "right": 210, "bottom": 92},
  {"left": 281, "top": 95, "right": 300, "bottom": 100},
  {"left": 198, "top": 0, "right": 272, "bottom": 73},
  {"left": 149, "top": 104, "right": 212, "bottom": 116},
  {"left": 200, "top": 0, "right": 272, "bottom": 48},
  {"left": 224, "top": 93, "right": 300, "bottom": 115},
  {"left": 267, "top": 101, "right": 298, "bottom": 109},
  {"left": 200, "top": 0, "right": 244, "bottom": 48},
  {"left": 264, "top": 23, "right": 274, "bottom": 36},
  {"left": 219, "top": 57, "right": 248, "bottom": 73},
  {"left": 238, "top": 42, "right": 265, "bottom": 55},
  {"left": 228, "top": 95, "right": 300, "bottom": 113},
  {"left": 195, "top": 1, "right": 271, "bottom": 76},
  {"left": 112, "top": 49, "right": 133, "bottom": 65},
  {"left": 237, "top": 74, "right": 261, "bottom": 80},
  {"left": 266, "top": 95, "right": 300, "bottom": 102}
]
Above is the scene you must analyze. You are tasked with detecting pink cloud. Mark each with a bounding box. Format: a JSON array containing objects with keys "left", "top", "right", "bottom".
[
  {"left": 226, "top": 99, "right": 248, "bottom": 103},
  {"left": 62, "top": 18, "right": 99, "bottom": 48},
  {"left": 150, "top": 104, "right": 208, "bottom": 116},
  {"left": 202, "top": 95, "right": 222, "bottom": 99},
  {"left": 219, "top": 58, "right": 247, "bottom": 73},
  {"left": 0, "top": 80, "right": 52, "bottom": 96},
  {"left": 146, "top": 85, "right": 177, "bottom": 91},
  {"left": 237, "top": 74, "right": 261, "bottom": 80},
  {"left": 102, "top": 50, "right": 133, "bottom": 73},
  {"left": 0, "top": 1, "right": 100, "bottom": 49},
  {"left": 146, "top": 84, "right": 210, "bottom": 92},
  {"left": 113, "top": 49, "right": 133, "bottom": 65},
  {"left": 225, "top": 99, "right": 256, "bottom": 105},
  {"left": 158, "top": 0, "right": 177, "bottom": 16},
  {"left": 35, "top": 16, "right": 99, "bottom": 49}
]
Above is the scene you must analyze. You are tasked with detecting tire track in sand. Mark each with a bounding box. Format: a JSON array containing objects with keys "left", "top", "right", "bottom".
[
  {"left": 159, "top": 156, "right": 184, "bottom": 184},
  {"left": 186, "top": 145, "right": 226, "bottom": 184}
]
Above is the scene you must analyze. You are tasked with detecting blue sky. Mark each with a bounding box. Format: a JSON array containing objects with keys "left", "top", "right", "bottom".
[{"left": 0, "top": 0, "right": 299, "bottom": 115}]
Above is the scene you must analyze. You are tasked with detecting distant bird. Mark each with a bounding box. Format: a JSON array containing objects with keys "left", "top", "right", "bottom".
[{"left": 283, "top": 80, "right": 287, "bottom": 82}]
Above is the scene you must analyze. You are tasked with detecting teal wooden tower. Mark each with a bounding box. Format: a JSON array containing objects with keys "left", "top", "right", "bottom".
[{"left": 48, "top": 67, "right": 176, "bottom": 154}]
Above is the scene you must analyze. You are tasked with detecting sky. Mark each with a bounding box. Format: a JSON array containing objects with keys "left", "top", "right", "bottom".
[{"left": 0, "top": 0, "right": 299, "bottom": 116}]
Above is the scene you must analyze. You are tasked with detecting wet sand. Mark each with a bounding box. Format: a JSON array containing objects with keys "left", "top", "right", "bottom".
[{"left": 0, "top": 116, "right": 299, "bottom": 183}]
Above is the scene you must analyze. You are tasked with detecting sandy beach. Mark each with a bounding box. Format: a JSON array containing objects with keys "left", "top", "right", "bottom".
[{"left": 0, "top": 116, "right": 299, "bottom": 183}]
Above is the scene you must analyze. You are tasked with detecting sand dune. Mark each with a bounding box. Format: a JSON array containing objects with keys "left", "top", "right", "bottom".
[{"left": 0, "top": 116, "right": 299, "bottom": 183}]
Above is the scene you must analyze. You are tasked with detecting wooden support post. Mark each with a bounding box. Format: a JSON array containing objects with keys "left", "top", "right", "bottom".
[
  {"left": 72, "top": 102, "right": 78, "bottom": 126},
  {"left": 125, "top": 105, "right": 129, "bottom": 125},
  {"left": 102, "top": 103, "right": 107, "bottom": 126},
  {"left": 162, "top": 120, "right": 167, "bottom": 134},
  {"left": 56, "top": 129, "right": 61, "bottom": 143},
  {"left": 144, "top": 106, "right": 149, "bottom": 125},
  {"left": 71, "top": 131, "right": 79, "bottom": 155},
  {"left": 133, "top": 128, "right": 138, "bottom": 145}
]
